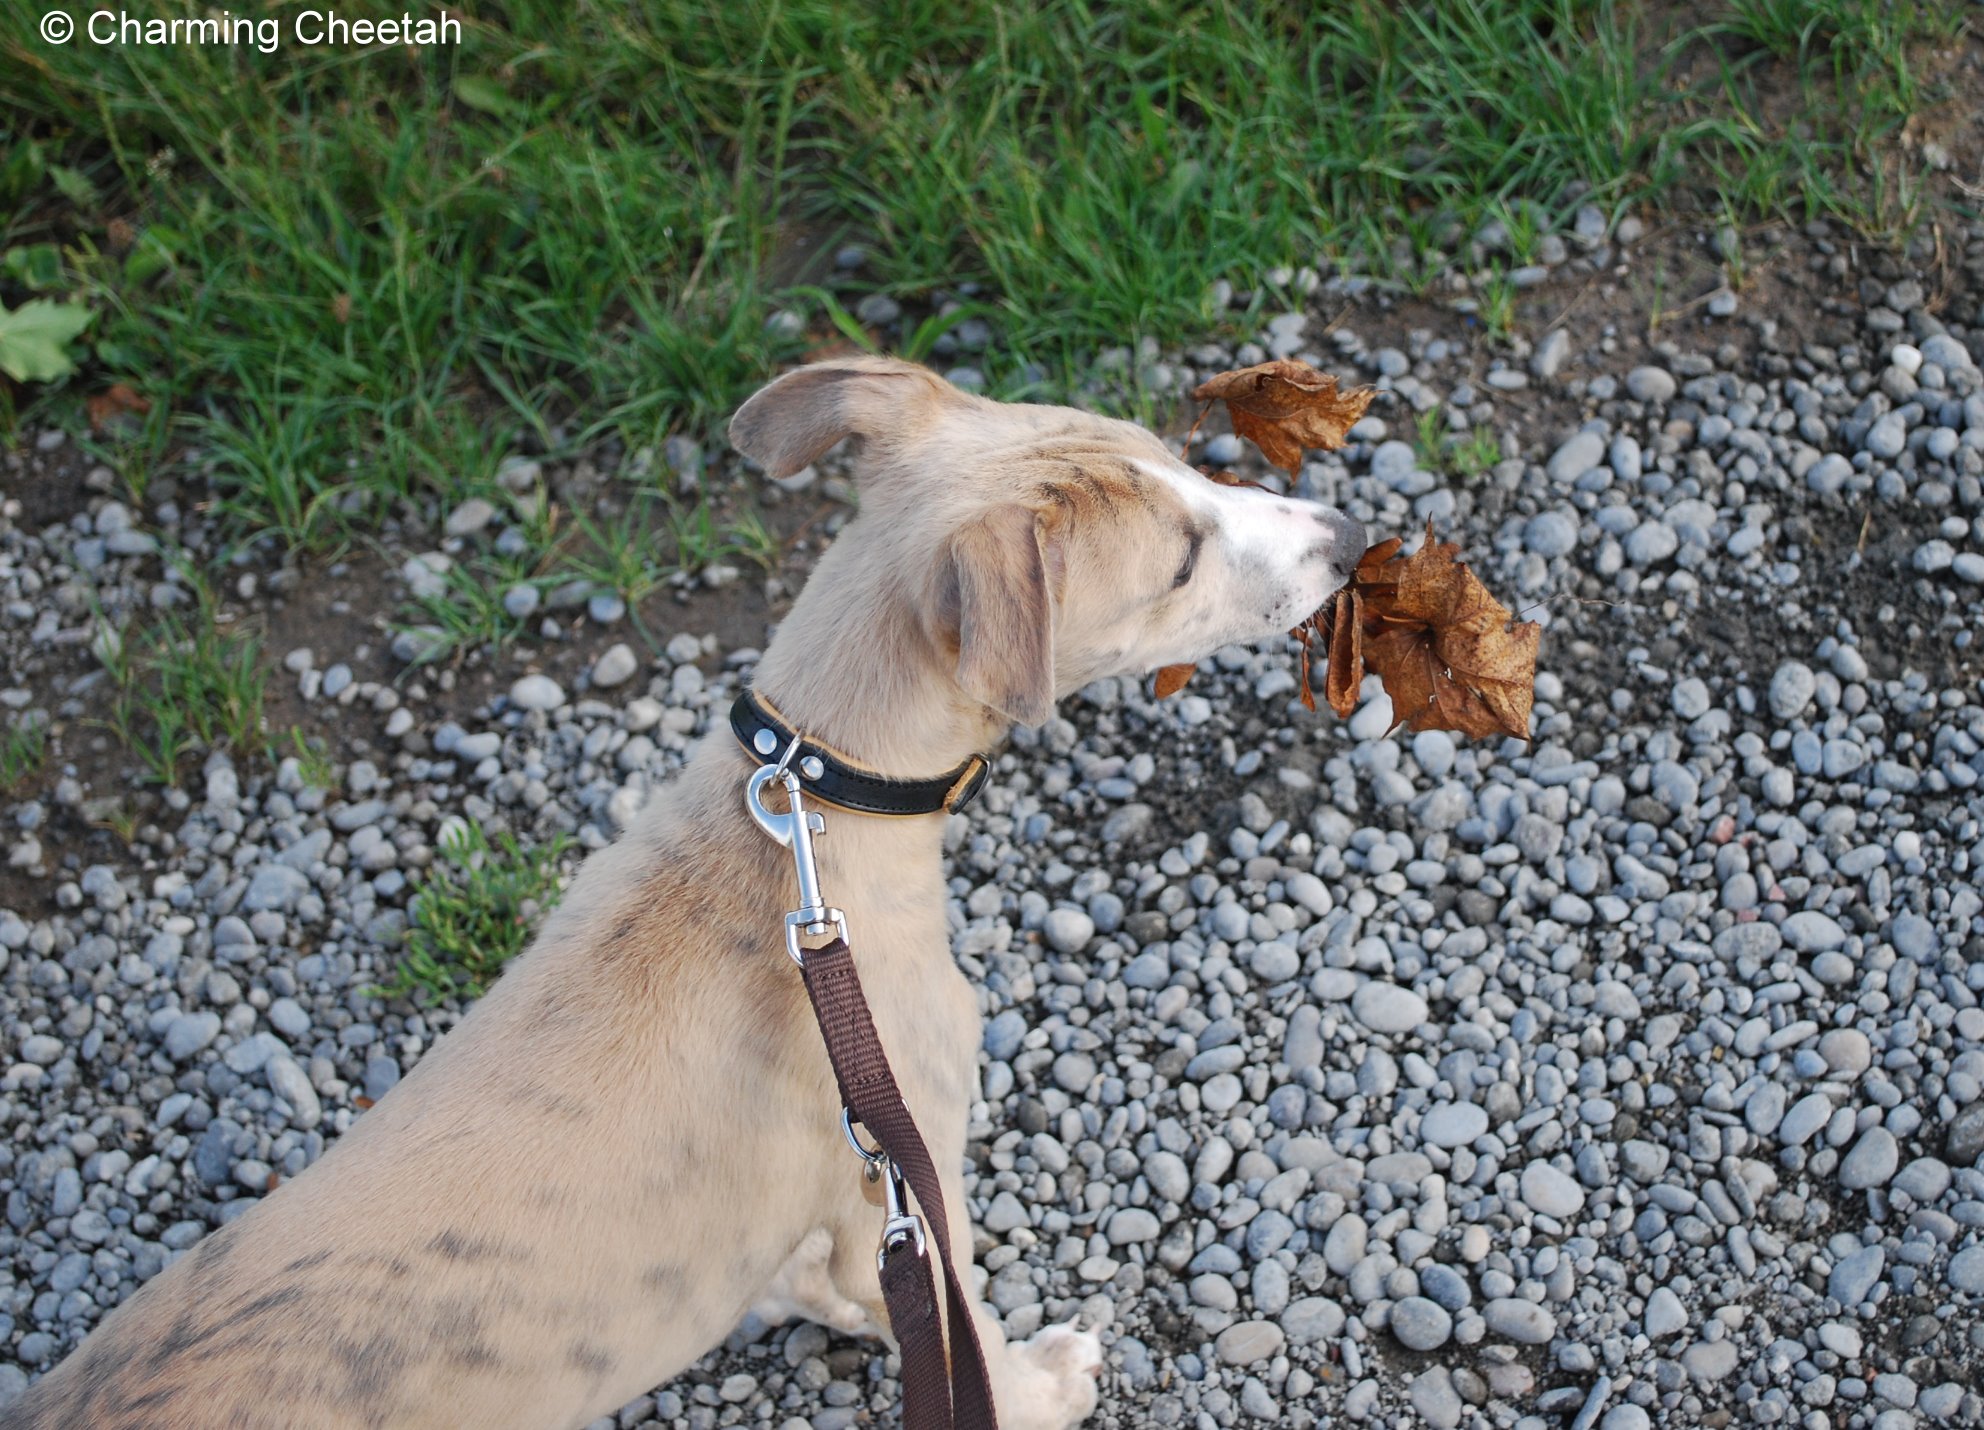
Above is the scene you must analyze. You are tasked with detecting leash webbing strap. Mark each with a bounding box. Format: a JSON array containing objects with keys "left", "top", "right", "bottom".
[
  {"left": 800, "top": 939, "right": 998, "bottom": 1430},
  {"left": 879, "top": 1220, "right": 952, "bottom": 1430}
]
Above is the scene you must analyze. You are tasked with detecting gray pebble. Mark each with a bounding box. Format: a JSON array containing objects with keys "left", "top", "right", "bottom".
[
  {"left": 1829, "top": 1245, "right": 1885, "bottom": 1306},
  {"left": 591, "top": 644, "right": 638, "bottom": 689},
  {"left": 1625, "top": 366, "right": 1676, "bottom": 403},
  {"left": 1482, "top": 1297, "right": 1555, "bottom": 1344},
  {"left": 1391, "top": 1296, "right": 1453, "bottom": 1350},
  {"left": 508, "top": 674, "right": 567, "bottom": 712},
  {"left": 1350, "top": 982, "right": 1427, "bottom": 1034}
]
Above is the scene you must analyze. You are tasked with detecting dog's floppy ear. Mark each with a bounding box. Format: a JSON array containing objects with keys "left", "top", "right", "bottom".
[
  {"left": 937, "top": 505, "right": 1059, "bottom": 728},
  {"left": 728, "top": 356, "right": 949, "bottom": 478}
]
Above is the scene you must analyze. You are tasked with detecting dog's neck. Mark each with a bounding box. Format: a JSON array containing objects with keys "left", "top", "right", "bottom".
[{"left": 747, "top": 535, "right": 1006, "bottom": 779}]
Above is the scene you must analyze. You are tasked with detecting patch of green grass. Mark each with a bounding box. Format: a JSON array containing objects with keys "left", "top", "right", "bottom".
[
  {"left": 1, "top": 715, "right": 47, "bottom": 792},
  {"left": 1449, "top": 425, "right": 1504, "bottom": 482},
  {"left": 375, "top": 822, "right": 571, "bottom": 1004},
  {"left": 0, "top": 0, "right": 1965, "bottom": 559},
  {"left": 1472, "top": 271, "right": 1520, "bottom": 338},
  {"left": 397, "top": 552, "right": 546, "bottom": 659},
  {"left": 282, "top": 726, "right": 338, "bottom": 791},
  {"left": 102, "top": 576, "right": 268, "bottom": 785},
  {"left": 1693, "top": 0, "right": 1960, "bottom": 238},
  {"left": 1412, "top": 406, "right": 1504, "bottom": 484},
  {"left": 396, "top": 487, "right": 778, "bottom": 661},
  {"left": 1409, "top": 406, "right": 1447, "bottom": 471}
]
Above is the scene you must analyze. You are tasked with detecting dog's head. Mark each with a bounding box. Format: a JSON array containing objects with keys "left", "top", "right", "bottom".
[{"left": 731, "top": 356, "right": 1365, "bottom": 729}]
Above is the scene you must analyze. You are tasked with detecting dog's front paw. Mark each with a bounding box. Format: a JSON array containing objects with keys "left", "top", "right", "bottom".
[{"left": 1001, "top": 1321, "right": 1103, "bottom": 1428}]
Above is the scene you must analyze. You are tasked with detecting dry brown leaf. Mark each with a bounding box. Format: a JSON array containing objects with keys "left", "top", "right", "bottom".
[
  {"left": 1153, "top": 524, "right": 1537, "bottom": 740},
  {"left": 86, "top": 384, "right": 151, "bottom": 431},
  {"left": 1322, "top": 587, "right": 1360, "bottom": 718},
  {"left": 1308, "top": 519, "right": 1539, "bottom": 740},
  {"left": 1191, "top": 360, "right": 1375, "bottom": 474}
]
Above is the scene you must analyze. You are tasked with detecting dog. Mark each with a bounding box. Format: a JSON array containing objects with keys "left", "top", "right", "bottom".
[{"left": 9, "top": 356, "right": 1366, "bottom": 1429}]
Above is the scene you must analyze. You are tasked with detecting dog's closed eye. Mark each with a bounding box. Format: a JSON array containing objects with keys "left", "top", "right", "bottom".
[{"left": 1172, "top": 530, "right": 1203, "bottom": 589}]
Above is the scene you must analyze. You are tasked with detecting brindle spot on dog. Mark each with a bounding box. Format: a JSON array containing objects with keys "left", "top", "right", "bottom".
[
  {"left": 566, "top": 1338, "right": 616, "bottom": 1382},
  {"left": 425, "top": 1229, "right": 513, "bottom": 1264}
]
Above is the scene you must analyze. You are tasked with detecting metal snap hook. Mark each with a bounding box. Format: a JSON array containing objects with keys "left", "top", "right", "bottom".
[{"left": 747, "top": 741, "right": 847, "bottom": 965}]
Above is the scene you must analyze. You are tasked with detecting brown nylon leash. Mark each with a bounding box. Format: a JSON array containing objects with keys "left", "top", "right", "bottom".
[
  {"left": 801, "top": 940, "right": 998, "bottom": 1430},
  {"left": 741, "top": 717, "right": 999, "bottom": 1430}
]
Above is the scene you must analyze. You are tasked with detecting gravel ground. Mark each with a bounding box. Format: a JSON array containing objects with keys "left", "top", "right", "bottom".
[{"left": 3, "top": 204, "right": 1984, "bottom": 1429}]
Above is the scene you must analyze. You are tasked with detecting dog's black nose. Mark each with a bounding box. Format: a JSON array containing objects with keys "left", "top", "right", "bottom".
[{"left": 1319, "top": 511, "right": 1367, "bottom": 583}]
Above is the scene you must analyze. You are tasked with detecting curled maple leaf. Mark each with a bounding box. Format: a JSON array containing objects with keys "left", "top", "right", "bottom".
[
  {"left": 1192, "top": 360, "right": 1375, "bottom": 475},
  {"left": 1152, "top": 520, "right": 1538, "bottom": 740},
  {"left": 1307, "top": 521, "right": 1538, "bottom": 740}
]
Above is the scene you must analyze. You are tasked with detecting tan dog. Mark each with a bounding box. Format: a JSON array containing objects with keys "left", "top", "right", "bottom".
[{"left": 10, "top": 357, "right": 1366, "bottom": 1429}]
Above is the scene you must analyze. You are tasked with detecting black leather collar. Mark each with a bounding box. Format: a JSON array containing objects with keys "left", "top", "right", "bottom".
[{"left": 730, "top": 690, "right": 990, "bottom": 817}]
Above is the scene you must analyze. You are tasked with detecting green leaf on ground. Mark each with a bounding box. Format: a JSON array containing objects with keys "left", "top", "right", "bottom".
[
  {"left": 452, "top": 75, "right": 517, "bottom": 116},
  {"left": 47, "top": 165, "right": 97, "bottom": 207},
  {"left": 0, "top": 299, "right": 95, "bottom": 383},
  {"left": 3, "top": 244, "right": 64, "bottom": 291},
  {"left": 0, "top": 142, "right": 45, "bottom": 211}
]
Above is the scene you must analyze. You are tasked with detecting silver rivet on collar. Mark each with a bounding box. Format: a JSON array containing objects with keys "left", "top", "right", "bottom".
[
  {"left": 799, "top": 755, "right": 826, "bottom": 781},
  {"left": 753, "top": 729, "right": 778, "bottom": 756}
]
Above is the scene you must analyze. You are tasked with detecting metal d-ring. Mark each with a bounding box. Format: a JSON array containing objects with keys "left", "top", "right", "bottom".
[
  {"left": 843, "top": 1112, "right": 925, "bottom": 1268},
  {"left": 842, "top": 1109, "right": 885, "bottom": 1168}
]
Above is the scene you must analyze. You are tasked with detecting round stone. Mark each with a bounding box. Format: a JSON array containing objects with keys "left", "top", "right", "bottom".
[
  {"left": 1523, "top": 510, "right": 1578, "bottom": 558},
  {"left": 1482, "top": 1297, "right": 1555, "bottom": 1344},
  {"left": 1050, "top": 1052, "right": 1095, "bottom": 1095},
  {"left": 1042, "top": 908, "right": 1095, "bottom": 955},
  {"left": 1106, "top": 1208, "right": 1161, "bottom": 1245},
  {"left": 1624, "top": 520, "right": 1679, "bottom": 566},
  {"left": 508, "top": 674, "right": 566, "bottom": 712},
  {"left": 1819, "top": 1029, "right": 1872, "bottom": 1073},
  {"left": 1391, "top": 1296, "right": 1453, "bottom": 1350},
  {"left": 1625, "top": 366, "right": 1676, "bottom": 403},
  {"left": 1865, "top": 411, "right": 1908, "bottom": 459},
  {"left": 1644, "top": 1286, "right": 1686, "bottom": 1338},
  {"left": 1839, "top": 1127, "right": 1900, "bottom": 1190},
  {"left": 1783, "top": 911, "right": 1847, "bottom": 953},
  {"left": 1281, "top": 1297, "right": 1345, "bottom": 1345},
  {"left": 1215, "top": 1320, "right": 1286, "bottom": 1366},
  {"left": 1769, "top": 661, "right": 1817, "bottom": 721},
  {"left": 1421, "top": 1102, "right": 1489, "bottom": 1149},
  {"left": 1351, "top": 981, "right": 1428, "bottom": 1034},
  {"left": 1546, "top": 430, "right": 1607, "bottom": 484},
  {"left": 1671, "top": 677, "right": 1710, "bottom": 719},
  {"left": 1829, "top": 1245, "right": 1885, "bottom": 1306},
  {"left": 1519, "top": 1162, "right": 1586, "bottom": 1219},
  {"left": 444, "top": 497, "right": 496, "bottom": 536},
  {"left": 590, "top": 643, "right": 638, "bottom": 689}
]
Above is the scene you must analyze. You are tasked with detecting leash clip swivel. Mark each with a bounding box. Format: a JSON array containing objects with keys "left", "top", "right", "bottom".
[
  {"left": 844, "top": 1112, "right": 927, "bottom": 1272},
  {"left": 746, "top": 735, "right": 848, "bottom": 965}
]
